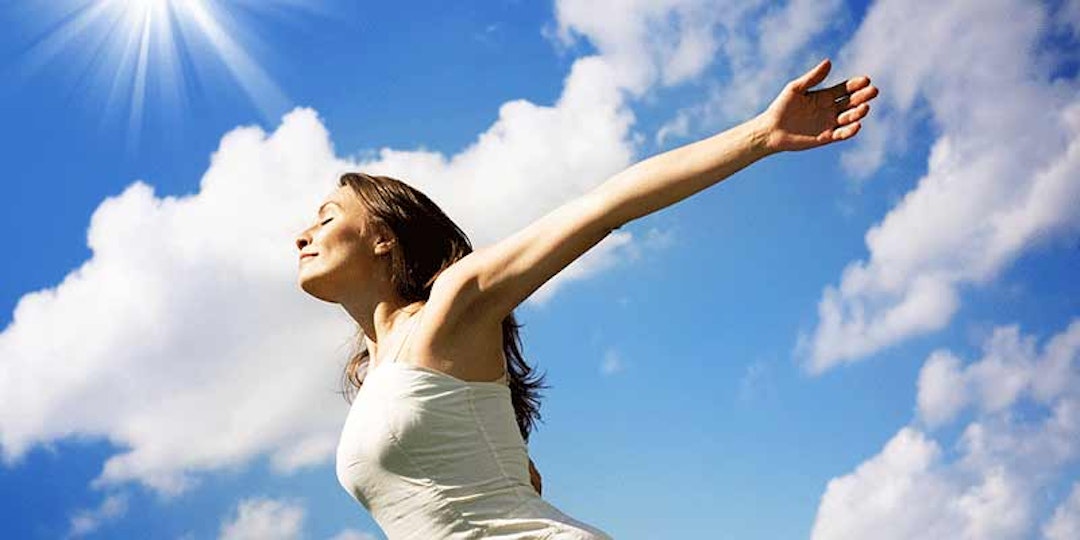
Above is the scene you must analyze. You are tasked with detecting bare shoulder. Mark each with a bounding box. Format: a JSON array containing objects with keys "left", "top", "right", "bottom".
[{"left": 406, "top": 267, "right": 508, "bottom": 382}]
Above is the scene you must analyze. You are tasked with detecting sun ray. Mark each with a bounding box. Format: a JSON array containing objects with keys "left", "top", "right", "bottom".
[
  {"left": 16, "top": 0, "right": 324, "bottom": 148},
  {"left": 20, "top": 2, "right": 115, "bottom": 80},
  {"left": 183, "top": 1, "right": 290, "bottom": 122}
]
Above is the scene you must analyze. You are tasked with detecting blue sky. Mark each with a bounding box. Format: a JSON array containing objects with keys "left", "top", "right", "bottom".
[{"left": 2, "top": 0, "right": 1079, "bottom": 539}]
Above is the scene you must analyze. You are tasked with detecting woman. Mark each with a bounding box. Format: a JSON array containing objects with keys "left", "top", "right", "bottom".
[{"left": 296, "top": 58, "right": 877, "bottom": 539}]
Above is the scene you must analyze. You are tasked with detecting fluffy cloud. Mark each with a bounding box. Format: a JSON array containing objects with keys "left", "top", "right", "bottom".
[
  {"left": 553, "top": 0, "right": 1080, "bottom": 376},
  {"left": 361, "top": 56, "right": 635, "bottom": 251},
  {"left": 799, "top": 0, "right": 1080, "bottom": 372},
  {"left": 67, "top": 493, "right": 128, "bottom": 538},
  {"left": 811, "top": 319, "right": 1080, "bottom": 539},
  {"left": 1, "top": 110, "right": 352, "bottom": 495},
  {"left": 217, "top": 498, "right": 379, "bottom": 540},
  {"left": 550, "top": 0, "right": 725, "bottom": 94},
  {"left": 917, "top": 322, "right": 1080, "bottom": 428},
  {"left": 218, "top": 498, "right": 304, "bottom": 540},
  {"left": 553, "top": 0, "right": 847, "bottom": 147},
  {"left": 652, "top": 0, "right": 846, "bottom": 145},
  {"left": 0, "top": 52, "right": 650, "bottom": 495}
]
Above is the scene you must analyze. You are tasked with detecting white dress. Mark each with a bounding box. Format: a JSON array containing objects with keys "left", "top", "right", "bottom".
[{"left": 336, "top": 307, "right": 613, "bottom": 539}]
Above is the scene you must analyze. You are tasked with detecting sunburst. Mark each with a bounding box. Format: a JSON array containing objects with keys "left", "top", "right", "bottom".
[{"left": 18, "top": 0, "right": 321, "bottom": 147}]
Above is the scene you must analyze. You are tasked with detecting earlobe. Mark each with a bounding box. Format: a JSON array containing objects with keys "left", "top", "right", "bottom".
[
  {"left": 368, "top": 220, "right": 398, "bottom": 256},
  {"left": 374, "top": 238, "right": 396, "bottom": 256}
]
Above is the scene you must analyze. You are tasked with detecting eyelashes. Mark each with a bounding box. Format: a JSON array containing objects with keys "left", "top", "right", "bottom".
[{"left": 321, "top": 218, "right": 333, "bottom": 226}]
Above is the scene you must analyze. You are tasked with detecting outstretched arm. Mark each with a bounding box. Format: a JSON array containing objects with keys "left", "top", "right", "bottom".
[
  {"left": 598, "top": 58, "right": 877, "bottom": 227},
  {"left": 438, "top": 59, "right": 878, "bottom": 324}
]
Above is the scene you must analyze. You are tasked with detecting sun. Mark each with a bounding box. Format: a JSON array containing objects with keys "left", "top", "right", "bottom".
[
  {"left": 19, "top": 0, "right": 323, "bottom": 146},
  {"left": 119, "top": 0, "right": 170, "bottom": 12}
]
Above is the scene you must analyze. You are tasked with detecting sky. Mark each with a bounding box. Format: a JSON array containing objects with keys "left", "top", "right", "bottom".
[{"left": 1, "top": 0, "right": 1079, "bottom": 538}]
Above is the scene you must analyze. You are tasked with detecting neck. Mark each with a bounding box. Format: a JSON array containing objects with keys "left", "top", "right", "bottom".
[{"left": 340, "top": 289, "right": 422, "bottom": 364}]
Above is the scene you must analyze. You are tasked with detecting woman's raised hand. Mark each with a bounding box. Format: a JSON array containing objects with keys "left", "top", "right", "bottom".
[{"left": 756, "top": 58, "right": 879, "bottom": 153}]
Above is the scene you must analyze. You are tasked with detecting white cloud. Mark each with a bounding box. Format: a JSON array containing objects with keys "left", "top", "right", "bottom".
[
  {"left": 600, "top": 348, "right": 623, "bottom": 375},
  {"left": 219, "top": 498, "right": 305, "bottom": 540},
  {"left": 812, "top": 319, "right": 1080, "bottom": 540},
  {"left": 799, "top": 0, "right": 1080, "bottom": 372},
  {"left": 0, "top": 109, "right": 353, "bottom": 495},
  {"left": 916, "top": 322, "right": 1080, "bottom": 428},
  {"left": 358, "top": 56, "right": 643, "bottom": 311},
  {"left": 216, "top": 499, "right": 379, "bottom": 540},
  {"left": 549, "top": 0, "right": 727, "bottom": 95},
  {"left": 1045, "top": 482, "right": 1080, "bottom": 540},
  {"left": 0, "top": 51, "right": 654, "bottom": 495},
  {"left": 915, "top": 350, "right": 968, "bottom": 428},
  {"left": 327, "top": 529, "right": 378, "bottom": 540},
  {"left": 550, "top": 0, "right": 1074, "bottom": 378},
  {"left": 67, "top": 492, "right": 128, "bottom": 538},
  {"left": 812, "top": 427, "right": 961, "bottom": 540},
  {"left": 653, "top": 0, "right": 846, "bottom": 144},
  {"left": 365, "top": 56, "right": 635, "bottom": 247},
  {"left": 553, "top": 0, "right": 849, "bottom": 145},
  {"left": 642, "top": 226, "right": 677, "bottom": 251},
  {"left": 654, "top": 109, "right": 690, "bottom": 148}
]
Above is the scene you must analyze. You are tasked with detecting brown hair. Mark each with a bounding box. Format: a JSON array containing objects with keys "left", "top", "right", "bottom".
[{"left": 337, "top": 172, "right": 549, "bottom": 442}]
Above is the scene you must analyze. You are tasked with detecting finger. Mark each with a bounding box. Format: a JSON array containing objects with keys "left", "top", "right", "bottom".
[
  {"left": 827, "top": 76, "right": 873, "bottom": 106},
  {"left": 838, "top": 103, "right": 869, "bottom": 125},
  {"left": 840, "top": 76, "right": 871, "bottom": 96},
  {"left": 844, "top": 84, "right": 879, "bottom": 108},
  {"left": 791, "top": 58, "right": 831, "bottom": 93},
  {"left": 832, "top": 121, "right": 861, "bottom": 141}
]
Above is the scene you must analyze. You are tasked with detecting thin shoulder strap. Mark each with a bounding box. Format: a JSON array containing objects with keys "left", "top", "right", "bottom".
[{"left": 390, "top": 305, "right": 424, "bottom": 364}]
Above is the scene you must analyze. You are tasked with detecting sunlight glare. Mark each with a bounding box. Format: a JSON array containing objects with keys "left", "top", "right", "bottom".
[{"left": 19, "top": 0, "right": 310, "bottom": 148}]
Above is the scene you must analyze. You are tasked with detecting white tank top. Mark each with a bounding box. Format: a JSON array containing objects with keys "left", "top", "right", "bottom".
[{"left": 335, "top": 306, "right": 613, "bottom": 539}]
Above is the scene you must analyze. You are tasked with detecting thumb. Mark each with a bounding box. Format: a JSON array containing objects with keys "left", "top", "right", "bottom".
[{"left": 791, "top": 58, "right": 830, "bottom": 93}]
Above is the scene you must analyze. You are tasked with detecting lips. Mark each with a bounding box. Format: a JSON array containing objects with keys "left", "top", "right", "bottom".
[{"left": 299, "top": 252, "right": 318, "bottom": 262}]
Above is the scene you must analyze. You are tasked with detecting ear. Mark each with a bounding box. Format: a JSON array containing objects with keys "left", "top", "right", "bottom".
[
  {"left": 373, "top": 237, "right": 396, "bottom": 256},
  {"left": 370, "top": 223, "right": 397, "bottom": 256}
]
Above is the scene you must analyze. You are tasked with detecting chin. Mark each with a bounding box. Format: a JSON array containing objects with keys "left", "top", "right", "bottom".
[{"left": 298, "top": 270, "right": 343, "bottom": 304}]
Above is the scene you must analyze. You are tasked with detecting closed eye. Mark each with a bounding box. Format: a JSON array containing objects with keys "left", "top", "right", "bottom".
[{"left": 321, "top": 218, "right": 333, "bottom": 226}]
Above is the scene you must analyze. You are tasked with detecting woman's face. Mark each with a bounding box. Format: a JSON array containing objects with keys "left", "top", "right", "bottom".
[{"left": 295, "top": 185, "right": 387, "bottom": 303}]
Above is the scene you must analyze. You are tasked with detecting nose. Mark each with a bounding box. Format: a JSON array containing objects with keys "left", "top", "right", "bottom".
[{"left": 295, "top": 228, "right": 311, "bottom": 251}]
